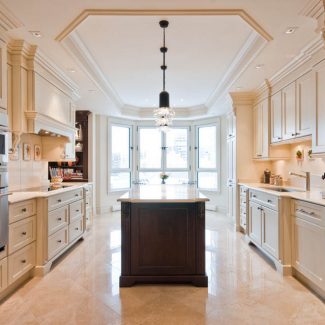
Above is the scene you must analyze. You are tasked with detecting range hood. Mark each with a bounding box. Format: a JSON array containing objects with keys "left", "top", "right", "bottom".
[{"left": 25, "top": 111, "right": 75, "bottom": 141}]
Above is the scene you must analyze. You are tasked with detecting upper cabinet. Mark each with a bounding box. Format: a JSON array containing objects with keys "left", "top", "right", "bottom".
[
  {"left": 313, "top": 60, "right": 325, "bottom": 154},
  {"left": 270, "top": 72, "right": 313, "bottom": 144},
  {"left": 270, "top": 91, "right": 282, "bottom": 143},
  {"left": 0, "top": 39, "right": 7, "bottom": 110}
]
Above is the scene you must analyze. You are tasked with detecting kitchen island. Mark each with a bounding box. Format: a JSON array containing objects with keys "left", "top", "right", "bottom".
[{"left": 118, "top": 185, "right": 209, "bottom": 287}]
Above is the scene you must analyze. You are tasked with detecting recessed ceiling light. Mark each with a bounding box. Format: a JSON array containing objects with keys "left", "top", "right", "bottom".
[
  {"left": 30, "top": 31, "right": 42, "bottom": 38},
  {"left": 255, "top": 64, "right": 264, "bottom": 70},
  {"left": 67, "top": 68, "right": 76, "bottom": 73},
  {"left": 285, "top": 27, "right": 298, "bottom": 34}
]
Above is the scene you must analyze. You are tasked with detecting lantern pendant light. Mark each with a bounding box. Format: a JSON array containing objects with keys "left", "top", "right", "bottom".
[{"left": 154, "top": 20, "right": 175, "bottom": 132}]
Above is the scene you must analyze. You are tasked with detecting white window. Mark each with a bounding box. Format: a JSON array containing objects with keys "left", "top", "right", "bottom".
[
  {"left": 110, "top": 124, "right": 132, "bottom": 191},
  {"left": 138, "top": 127, "right": 190, "bottom": 185},
  {"left": 195, "top": 122, "right": 220, "bottom": 191}
]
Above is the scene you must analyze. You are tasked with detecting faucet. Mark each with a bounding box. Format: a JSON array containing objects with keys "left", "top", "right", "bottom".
[{"left": 289, "top": 171, "right": 311, "bottom": 191}]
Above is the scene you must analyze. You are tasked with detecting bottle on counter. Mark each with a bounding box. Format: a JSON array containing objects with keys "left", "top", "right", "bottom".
[
  {"left": 269, "top": 174, "right": 275, "bottom": 185},
  {"left": 263, "top": 169, "right": 271, "bottom": 184}
]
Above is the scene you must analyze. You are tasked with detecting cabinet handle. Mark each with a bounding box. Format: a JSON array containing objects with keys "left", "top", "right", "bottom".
[
  {"left": 21, "top": 231, "right": 27, "bottom": 235},
  {"left": 291, "top": 133, "right": 296, "bottom": 137},
  {"left": 297, "top": 208, "right": 315, "bottom": 216},
  {"left": 256, "top": 154, "right": 262, "bottom": 157},
  {"left": 22, "top": 208, "right": 27, "bottom": 212},
  {"left": 75, "top": 227, "right": 79, "bottom": 231},
  {"left": 277, "top": 137, "right": 282, "bottom": 140},
  {"left": 21, "top": 259, "right": 26, "bottom": 264},
  {"left": 57, "top": 240, "right": 62, "bottom": 243},
  {"left": 253, "top": 195, "right": 257, "bottom": 198},
  {"left": 57, "top": 218, "right": 62, "bottom": 221},
  {"left": 76, "top": 210, "right": 79, "bottom": 212},
  {"left": 267, "top": 200, "right": 272, "bottom": 203},
  {"left": 58, "top": 199, "right": 62, "bottom": 203},
  {"left": 296, "top": 132, "right": 300, "bottom": 136},
  {"left": 75, "top": 194, "right": 79, "bottom": 197}
]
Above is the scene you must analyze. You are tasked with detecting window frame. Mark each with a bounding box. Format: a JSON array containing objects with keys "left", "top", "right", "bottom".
[
  {"left": 194, "top": 119, "right": 220, "bottom": 192},
  {"left": 109, "top": 122, "right": 133, "bottom": 192}
]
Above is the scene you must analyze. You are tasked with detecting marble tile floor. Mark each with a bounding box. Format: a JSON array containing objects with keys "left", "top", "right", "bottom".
[{"left": 0, "top": 211, "right": 324, "bottom": 325}]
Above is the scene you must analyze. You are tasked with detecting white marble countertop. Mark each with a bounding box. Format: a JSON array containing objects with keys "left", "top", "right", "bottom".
[
  {"left": 9, "top": 182, "right": 92, "bottom": 204},
  {"left": 239, "top": 182, "right": 325, "bottom": 206},
  {"left": 118, "top": 185, "right": 209, "bottom": 203}
]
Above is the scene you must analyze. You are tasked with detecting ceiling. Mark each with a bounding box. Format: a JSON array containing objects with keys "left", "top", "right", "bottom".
[{"left": 0, "top": 0, "right": 319, "bottom": 118}]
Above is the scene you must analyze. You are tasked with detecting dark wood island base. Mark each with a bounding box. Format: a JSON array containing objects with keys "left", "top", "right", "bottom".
[{"left": 119, "top": 201, "right": 208, "bottom": 288}]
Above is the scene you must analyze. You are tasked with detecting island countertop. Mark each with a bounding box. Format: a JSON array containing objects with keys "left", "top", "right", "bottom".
[{"left": 117, "top": 185, "right": 209, "bottom": 203}]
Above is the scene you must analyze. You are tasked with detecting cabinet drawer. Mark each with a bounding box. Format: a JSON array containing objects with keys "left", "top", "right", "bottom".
[
  {"left": 69, "top": 200, "right": 83, "bottom": 223},
  {"left": 48, "top": 227, "right": 68, "bottom": 260},
  {"left": 293, "top": 200, "right": 325, "bottom": 227},
  {"left": 250, "top": 190, "right": 278, "bottom": 210},
  {"left": 9, "top": 200, "right": 36, "bottom": 224},
  {"left": 8, "top": 242, "right": 35, "bottom": 285},
  {"left": 240, "top": 186, "right": 248, "bottom": 195},
  {"left": 48, "top": 188, "right": 83, "bottom": 211},
  {"left": 0, "top": 257, "right": 8, "bottom": 293},
  {"left": 240, "top": 196, "right": 247, "bottom": 206},
  {"left": 48, "top": 206, "right": 68, "bottom": 236},
  {"left": 69, "top": 218, "right": 83, "bottom": 243},
  {"left": 8, "top": 216, "right": 36, "bottom": 254}
]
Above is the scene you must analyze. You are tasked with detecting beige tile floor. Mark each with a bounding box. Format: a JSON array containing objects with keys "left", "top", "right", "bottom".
[{"left": 0, "top": 211, "right": 324, "bottom": 325}]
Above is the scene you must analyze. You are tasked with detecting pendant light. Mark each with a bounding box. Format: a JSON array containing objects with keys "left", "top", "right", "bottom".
[{"left": 154, "top": 20, "right": 175, "bottom": 132}]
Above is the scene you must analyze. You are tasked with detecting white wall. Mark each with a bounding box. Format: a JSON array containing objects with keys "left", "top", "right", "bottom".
[{"left": 8, "top": 133, "right": 48, "bottom": 191}]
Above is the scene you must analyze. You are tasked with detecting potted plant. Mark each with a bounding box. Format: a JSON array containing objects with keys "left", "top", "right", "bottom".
[{"left": 160, "top": 172, "right": 169, "bottom": 184}]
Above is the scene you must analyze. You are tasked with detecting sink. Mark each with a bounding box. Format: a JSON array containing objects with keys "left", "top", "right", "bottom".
[{"left": 260, "top": 187, "right": 305, "bottom": 193}]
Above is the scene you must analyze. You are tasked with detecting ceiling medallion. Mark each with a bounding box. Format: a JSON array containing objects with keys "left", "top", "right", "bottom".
[{"left": 154, "top": 20, "right": 175, "bottom": 132}]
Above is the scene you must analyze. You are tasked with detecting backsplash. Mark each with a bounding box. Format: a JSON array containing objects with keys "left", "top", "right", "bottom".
[
  {"left": 8, "top": 133, "right": 48, "bottom": 191},
  {"left": 271, "top": 140, "right": 325, "bottom": 190}
]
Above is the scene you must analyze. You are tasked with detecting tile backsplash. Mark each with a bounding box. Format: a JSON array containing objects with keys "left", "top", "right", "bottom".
[
  {"left": 8, "top": 133, "right": 48, "bottom": 191},
  {"left": 271, "top": 140, "right": 325, "bottom": 190}
]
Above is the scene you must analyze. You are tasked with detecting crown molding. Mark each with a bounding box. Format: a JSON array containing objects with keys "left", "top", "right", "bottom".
[
  {"left": 206, "top": 31, "right": 267, "bottom": 111},
  {"left": 62, "top": 31, "right": 123, "bottom": 109},
  {"left": 255, "top": 35, "right": 324, "bottom": 94},
  {"left": 229, "top": 91, "right": 256, "bottom": 106},
  {"left": 300, "top": 0, "right": 323, "bottom": 20},
  {"left": 7, "top": 39, "right": 37, "bottom": 59},
  {"left": 55, "top": 9, "right": 273, "bottom": 42},
  {"left": 0, "top": 2, "right": 23, "bottom": 35}
]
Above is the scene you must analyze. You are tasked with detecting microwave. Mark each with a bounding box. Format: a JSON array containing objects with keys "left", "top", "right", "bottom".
[{"left": 0, "top": 111, "right": 8, "bottom": 167}]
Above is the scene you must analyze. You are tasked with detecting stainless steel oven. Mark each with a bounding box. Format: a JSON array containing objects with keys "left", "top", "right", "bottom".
[{"left": 0, "top": 110, "right": 9, "bottom": 250}]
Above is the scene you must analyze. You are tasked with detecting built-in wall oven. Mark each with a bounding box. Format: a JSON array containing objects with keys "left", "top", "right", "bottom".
[{"left": 0, "top": 110, "right": 9, "bottom": 251}]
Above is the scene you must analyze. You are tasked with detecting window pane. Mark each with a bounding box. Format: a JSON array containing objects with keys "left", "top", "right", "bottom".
[
  {"left": 111, "top": 172, "right": 130, "bottom": 190},
  {"left": 167, "top": 172, "right": 189, "bottom": 185},
  {"left": 139, "top": 128, "right": 162, "bottom": 169},
  {"left": 111, "top": 126, "right": 130, "bottom": 169},
  {"left": 198, "top": 172, "right": 218, "bottom": 190},
  {"left": 198, "top": 126, "right": 217, "bottom": 168},
  {"left": 166, "top": 129, "right": 188, "bottom": 169},
  {"left": 139, "top": 172, "right": 161, "bottom": 185}
]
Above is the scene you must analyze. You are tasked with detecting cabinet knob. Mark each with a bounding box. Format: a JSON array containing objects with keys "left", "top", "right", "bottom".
[
  {"left": 58, "top": 199, "right": 62, "bottom": 203},
  {"left": 57, "top": 218, "right": 62, "bottom": 221},
  {"left": 76, "top": 210, "right": 79, "bottom": 212},
  {"left": 253, "top": 195, "right": 257, "bottom": 198},
  {"left": 277, "top": 137, "right": 282, "bottom": 140},
  {"left": 75, "top": 194, "right": 79, "bottom": 197},
  {"left": 21, "top": 259, "right": 26, "bottom": 263},
  {"left": 57, "top": 240, "right": 62, "bottom": 243},
  {"left": 22, "top": 208, "right": 27, "bottom": 212},
  {"left": 21, "top": 231, "right": 27, "bottom": 235},
  {"left": 267, "top": 200, "right": 272, "bottom": 203},
  {"left": 75, "top": 227, "right": 79, "bottom": 231}
]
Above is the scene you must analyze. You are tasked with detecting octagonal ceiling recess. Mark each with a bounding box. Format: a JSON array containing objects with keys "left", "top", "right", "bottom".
[{"left": 60, "top": 10, "right": 270, "bottom": 117}]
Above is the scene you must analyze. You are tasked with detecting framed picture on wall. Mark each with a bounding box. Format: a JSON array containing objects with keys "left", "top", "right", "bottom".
[
  {"left": 23, "top": 143, "right": 31, "bottom": 161},
  {"left": 34, "top": 145, "right": 41, "bottom": 161}
]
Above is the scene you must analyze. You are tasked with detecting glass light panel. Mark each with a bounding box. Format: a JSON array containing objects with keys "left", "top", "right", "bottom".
[
  {"left": 110, "top": 172, "right": 130, "bottom": 190},
  {"left": 197, "top": 172, "right": 218, "bottom": 190},
  {"left": 139, "top": 128, "right": 162, "bottom": 169},
  {"left": 166, "top": 129, "right": 188, "bottom": 169},
  {"left": 198, "top": 126, "right": 217, "bottom": 169},
  {"left": 111, "top": 126, "right": 130, "bottom": 169}
]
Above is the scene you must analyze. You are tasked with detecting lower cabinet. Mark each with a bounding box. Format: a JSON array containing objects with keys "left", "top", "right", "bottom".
[
  {"left": 48, "top": 227, "right": 69, "bottom": 260},
  {"left": 0, "top": 257, "right": 8, "bottom": 292},
  {"left": 292, "top": 200, "right": 325, "bottom": 291},
  {"left": 249, "top": 201, "right": 262, "bottom": 245},
  {"left": 262, "top": 206, "right": 279, "bottom": 259}
]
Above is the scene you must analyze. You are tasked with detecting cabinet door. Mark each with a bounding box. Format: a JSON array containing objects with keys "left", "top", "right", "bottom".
[
  {"left": 64, "top": 134, "right": 76, "bottom": 161},
  {"left": 253, "top": 105, "right": 263, "bottom": 158},
  {"left": 313, "top": 60, "right": 325, "bottom": 153},
  {"left": 271, "top": 91, "right": 282, "bottom": 143},
  {"left": 261, "top": 99, "right": 269, "bottom": 158},
  {"left": 282, "top": 82, "right": 296, "bottom": 140},
  {"left": 0, "top": 40, "right": 7, "bottom": 110},
  {"left": 249, "top": 201, "right": 262, "bottom": 246},
  {"left": 261, "top": 206, "right": 279, "bottom": 259},
  {"left": 293, "top": 217, "right": 325, "bottom": 290},
  {"left": 296, "top": 71, "right": 314, "bottom": 138}
]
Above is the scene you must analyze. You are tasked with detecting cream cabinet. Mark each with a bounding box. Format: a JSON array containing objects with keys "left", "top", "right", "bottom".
[
  {"left": 313, "top": 60, "right": 325, "bottom": 154},
  {"left": 292, "top": 200, "right": 325, "bottom": 291},
  {"left": 253, "top": 98, "right": 269, "bottom": 159},
  {"left": 249, "top": 190, "right": 279, "bottom": 259},
  {"left": 282, "top": 82, "right": 296, "bottom": 140},
  {"left": 296, "top": 71, "right": 314, "bottom": 138},
  {"left": 84, "top": 183, "right": 94, "bottom": 229},
  {"left": 239, "top": 185, "right": 248, "bottom": 232},
  {"left": 270, "top": 91, "right": 282, "bottom": 143},
  {"left": 0, "top": 39, "right": 7, "bottom": 110}
]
